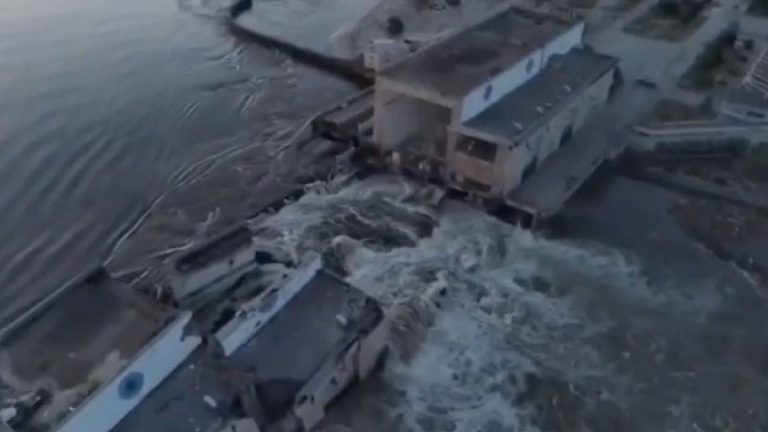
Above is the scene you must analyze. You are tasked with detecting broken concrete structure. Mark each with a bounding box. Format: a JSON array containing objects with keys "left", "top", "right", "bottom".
[
  {"left": 0, "top": 268, "right": 200, "bottom": 432},
  {"left": 114, "top": 257, "right": 388, "bottom": 432},
  {"left": 167, "top": 225, "right": 258, "bottom": 308},
  {"left": 372, "top": 7, "right": 618, "bottom": 213},
  {"left": 219, "top": 258, "right": 386, "bottom": 431}
]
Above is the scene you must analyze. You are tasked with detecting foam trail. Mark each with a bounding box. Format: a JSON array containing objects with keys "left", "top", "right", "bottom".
[{"left": 250, "top": 175, "right": 672, "bottom": 430}]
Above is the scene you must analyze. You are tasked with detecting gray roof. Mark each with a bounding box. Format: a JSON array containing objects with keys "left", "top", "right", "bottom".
[
  {"left": 227, "top": 270, "right": 382, "bottom": 422},
  {"left": 458, "top": 48, "right": 617, "bottom": 145},
  {"left": 379, "top": 7, "right": 576, "bottom": 103},
  {"left": 114, "top": 268, "right": 383, "bottom": 432}
]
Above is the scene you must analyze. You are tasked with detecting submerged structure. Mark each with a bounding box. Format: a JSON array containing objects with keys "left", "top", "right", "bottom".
[
  {"left": 114, "top": 258, "right": 388, "bottom": 432},
  {"left": 0, "top": 268, "right": 200, "bottom": 432},
  {"left": 0, "top": 223, "right": 388, "bottom": 432},
  {"left": 167, "top": 224, "right": 259, "bottom": 308}
]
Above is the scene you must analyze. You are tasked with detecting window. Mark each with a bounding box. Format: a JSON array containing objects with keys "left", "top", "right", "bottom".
[
  {"left": 526, "top": 58, "right": 535, "bottom": 74},
  {"left": 559, "top": 126, "right": 574, "bottom": 148},
  {"left": 457, "top": 138, "right": 497, "bottom": 162},
  {"left": 521, "top": 157, "right": 538, "bottom": 183},
  {"left": 118, "top": 372, "right": 145, "bottom": 399},
  {"left": 483, "top": 84, "right": 493, "bottom": 101}
]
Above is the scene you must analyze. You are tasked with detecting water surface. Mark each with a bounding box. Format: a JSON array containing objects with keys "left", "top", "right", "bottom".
[{"left": 0, "top": 0, "right": 344, "bottom": 325}]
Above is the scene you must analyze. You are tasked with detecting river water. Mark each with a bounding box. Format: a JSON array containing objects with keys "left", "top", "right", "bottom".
[{"left": 0, "top": 0, "right": 349, "bottom": 326}]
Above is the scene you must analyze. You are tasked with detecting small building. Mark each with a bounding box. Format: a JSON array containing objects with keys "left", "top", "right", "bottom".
[
  {"left": 217, "top": 258, "right": 386, "bottom": 431},
  {"left": 0, "top": 268, "right": 200, "bottom": 432},
  {"left": 113, "top": 258, "right": 388, "bottom": 432},
  {"left": 167, "top": 225, "right": 258, "bottom": 307},
  {"left": 372, "top": 7, "right": 618, "bottom": 212}
]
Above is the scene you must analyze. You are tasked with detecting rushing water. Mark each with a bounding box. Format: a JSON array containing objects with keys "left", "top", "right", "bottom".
[
  {"left": 0, "top": 0, "right": 352, "bottom": 325},
  {"left": 245, "top": 174, "right": 768, "bottom": 431}
]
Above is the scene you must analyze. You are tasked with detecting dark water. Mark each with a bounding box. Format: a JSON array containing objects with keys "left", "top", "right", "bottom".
[{"left": 0, "top": 0, "right": 341, "bottom": 326}]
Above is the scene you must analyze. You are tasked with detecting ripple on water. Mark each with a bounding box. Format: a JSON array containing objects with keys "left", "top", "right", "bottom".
[{"left": 0, "top": 0, "right": 308, "bottom": 327}]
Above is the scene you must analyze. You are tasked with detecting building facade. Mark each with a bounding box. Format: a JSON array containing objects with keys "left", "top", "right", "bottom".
[{"left": 372, "top": 6, "right": 618, "bottom": 201}]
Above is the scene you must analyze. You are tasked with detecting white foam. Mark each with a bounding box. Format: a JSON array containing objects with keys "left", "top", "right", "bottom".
[{"left": 250, "top": 175, "right": 693, "bottom": 429}]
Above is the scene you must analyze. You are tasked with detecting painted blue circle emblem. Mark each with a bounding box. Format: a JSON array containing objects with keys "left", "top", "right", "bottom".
[{"left": 118, "top": 372, "right": 145, "bottom": 399}]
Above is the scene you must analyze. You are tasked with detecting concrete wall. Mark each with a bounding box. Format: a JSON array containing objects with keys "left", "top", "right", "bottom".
[
  {"left": 459, "top": 22, "right": 583, "bottom": 123},
  {"left": 55, "top": 312, "right": 201, "bottom": 432},
  {"left": 373, "top": 84, "right": 452, "bottom": 153},
  {"left": 460, "top": 51, "right": 543, "bottom": 122},
  {"left": 452, "top": 148, "right": 498, "bottom": 191},
  {"left": 501, "top": 67, "right": 614, "bottom": 192},
  {"left": 720, "top": 101, "right": 768, "bottom": 122},
  {"left": 541, "top": 22, "right": 584, "bottom": 64},
  {"left": 633, "top": 121, "right": 768, "bottom": 151},
  {"left": 171, "top": 246, "right": 255, "bottom": 301}
]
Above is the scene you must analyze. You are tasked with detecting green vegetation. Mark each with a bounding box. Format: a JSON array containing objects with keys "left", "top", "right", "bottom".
[
  {"left": 623, "top": 0, "right": 710, "bottom": 41},
  {"left": 655, "top": 0, "right": 708, "bottom": 23}
]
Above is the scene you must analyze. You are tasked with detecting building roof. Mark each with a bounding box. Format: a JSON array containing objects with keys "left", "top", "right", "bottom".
[
  {"left": 378, "top": 7, "right": 576, "bottom": 103},
  {"left": 113, "top": 266, "right": 383, "bottom": 432},
  {"left": 457, "top": 48, "right": 617, "bottom": 145},
  {"left": 0, "top": 268, "right": 170, "bottom": 431},
  {"left": 227, "top": 270, "right": 382, "bottom": 424},
  {"left": 174, "top": 225, "right": 253, "bottom": 273}
]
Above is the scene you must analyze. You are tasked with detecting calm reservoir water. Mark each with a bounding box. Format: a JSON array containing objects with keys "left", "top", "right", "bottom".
[{"left": 0, "top": 0, "right": 335, "bottom": 325}]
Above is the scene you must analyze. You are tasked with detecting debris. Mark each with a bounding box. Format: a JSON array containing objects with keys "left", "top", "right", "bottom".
[
  {"left": 336, "top": 314, "right": 349, "bottom": 327},
  {"left": 203, "top": 395, "right": 218, "bottom": 410}
]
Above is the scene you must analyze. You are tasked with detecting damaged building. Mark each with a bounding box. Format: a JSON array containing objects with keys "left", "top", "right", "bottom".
[
  {"left": 372, "top": 7, "right": 619, "bottom": 216},
  {"left": 113, "top": 257, "right": 388, "bottom": 432},
  {"left": 166, "top": 225, "right": 259, "bottom": 309},
  {"left": 0, "top": 268, "right": 201, "bottom": 432},
  {"left": 1, "top": 222, "right": 389, "bottom": 432}
]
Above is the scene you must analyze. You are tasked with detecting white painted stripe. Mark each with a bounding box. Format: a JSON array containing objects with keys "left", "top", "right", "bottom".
[
  {"left": 54, "top": 312, "right": 201, "bottom": 432},
  {"left": 215, "top": 258, "right": 323, "bottom": 357}
]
